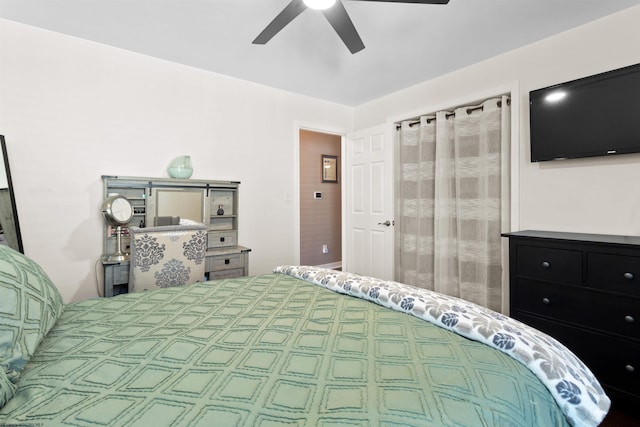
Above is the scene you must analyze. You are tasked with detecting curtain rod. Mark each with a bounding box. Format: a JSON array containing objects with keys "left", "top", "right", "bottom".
[{"left": 395, "top": 97, "right": 511, "bottom": 130}]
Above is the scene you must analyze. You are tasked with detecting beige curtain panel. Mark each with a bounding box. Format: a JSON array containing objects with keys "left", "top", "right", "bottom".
[{"left": 395, "top": 96, "right": 510, "bottom": 312}]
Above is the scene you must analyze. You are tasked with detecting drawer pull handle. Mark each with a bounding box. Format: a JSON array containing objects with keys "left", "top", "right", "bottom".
[
  {"left": 625, "top": 365, "right": 635, "bottom": 373},
  {"left": 542, "top": 261, "right": 550, "bottom": 268},
  {"left": 625, "top": 315, "right": 635, "bottom": 323},
  {"left": 624, "top": 272, "right": 634, "bottom": 280},
  {"left": 220, "top": 237, "right": 225, "bottom": 242},
  {"left": 542, "top": 297, "right": 550, "bottom": 305},
  {"left": 225, "top": 259, "right": 230, "bottom": 265}
]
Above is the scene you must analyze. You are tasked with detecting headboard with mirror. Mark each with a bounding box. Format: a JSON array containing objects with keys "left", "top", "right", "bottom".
[{"left": 0, "top": 135, "right": 24, "bottom": 253}]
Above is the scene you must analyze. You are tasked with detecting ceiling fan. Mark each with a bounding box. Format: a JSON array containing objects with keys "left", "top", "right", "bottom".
[{"left": 253, "top": 0, "right": 451, "bottom": 54}]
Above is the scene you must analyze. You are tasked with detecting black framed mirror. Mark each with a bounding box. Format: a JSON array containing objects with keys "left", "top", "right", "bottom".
[{"left": 0, "top": 135, "right": 24, "bottom": 253}]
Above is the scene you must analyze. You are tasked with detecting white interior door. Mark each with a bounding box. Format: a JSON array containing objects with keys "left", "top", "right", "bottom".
[{"left": 345, "top": 124, "right": 394, "bottom": 280}]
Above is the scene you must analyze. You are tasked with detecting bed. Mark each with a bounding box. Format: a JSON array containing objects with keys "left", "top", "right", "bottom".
[{"left": 0, "top": 246, "right": 609, "bottom": 426}]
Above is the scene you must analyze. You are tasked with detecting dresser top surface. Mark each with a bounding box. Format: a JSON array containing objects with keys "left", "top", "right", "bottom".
[{"left": 502, "top": 230, "right": 640, "bottom": 247}]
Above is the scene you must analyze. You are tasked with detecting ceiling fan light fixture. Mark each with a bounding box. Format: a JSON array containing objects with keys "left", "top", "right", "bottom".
[{"left": 303, "top": 0, "right": 337, "bottom": 10}]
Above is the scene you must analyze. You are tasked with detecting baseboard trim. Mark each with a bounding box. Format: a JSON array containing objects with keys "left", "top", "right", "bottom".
[{"left": 316, "top": 261, "right": 342, "bottom": 270}]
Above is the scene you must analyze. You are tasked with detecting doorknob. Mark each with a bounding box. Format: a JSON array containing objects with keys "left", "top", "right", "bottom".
[{"left": 378, "top": 220, "right": 393, "bottom": 227}]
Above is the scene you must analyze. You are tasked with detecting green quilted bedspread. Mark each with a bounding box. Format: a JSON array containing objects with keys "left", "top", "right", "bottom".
[{"left": 0, "top": 274, "right": 569, "bottom": 426}]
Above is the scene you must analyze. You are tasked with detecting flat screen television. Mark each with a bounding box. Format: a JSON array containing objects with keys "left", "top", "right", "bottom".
[{"left": 529, "top": 62, "right": 640, "bottom": 162}]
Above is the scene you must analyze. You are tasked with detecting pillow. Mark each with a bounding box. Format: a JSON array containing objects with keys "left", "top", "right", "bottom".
[
  {"left": 0, "top": 369, "right": 15, "bottom": 408},
  {"left": 0, "top": 245, "right": 64, "bottom": 382}
]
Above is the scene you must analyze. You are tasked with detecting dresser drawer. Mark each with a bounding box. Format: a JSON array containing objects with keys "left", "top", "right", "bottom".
[
  {"left": 516, "top": 313, "right": 640, "bottom": 399},
  {"left": 515, "top": 279, "right": 640, "bottom": 340},
  {"left": 588, "top": 253, "right": 640, "bottom": 297},
  {"left": 515, "top": 245, "right": 582, "bottom": 285},
  {"left": 601, "top": 295, "right": 640, "bottom": 340},
  {"left": 207, "top": 231, "right": 238, "bottom": 249},
  {"left": 514, "top": 279, "right": 591, "bottom": 326}
]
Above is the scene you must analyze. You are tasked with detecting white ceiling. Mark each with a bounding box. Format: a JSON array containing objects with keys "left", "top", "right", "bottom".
[{"left": 2, "top": 0, "right": 639, "bottom": 106}]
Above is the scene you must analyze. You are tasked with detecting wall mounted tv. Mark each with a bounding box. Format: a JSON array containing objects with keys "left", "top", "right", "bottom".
[{"left": 529, "top": 62, "right": 640, "bottom": 162}]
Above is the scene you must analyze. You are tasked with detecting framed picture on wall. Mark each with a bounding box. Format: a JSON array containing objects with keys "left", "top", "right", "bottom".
[{"left": 322, "top": 155, "right": 338, "bottom": 183}]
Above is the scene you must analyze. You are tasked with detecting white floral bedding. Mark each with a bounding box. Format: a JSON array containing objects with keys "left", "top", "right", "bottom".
[{"left": 274, "top": 265, "right": 611, "bottom": 427}]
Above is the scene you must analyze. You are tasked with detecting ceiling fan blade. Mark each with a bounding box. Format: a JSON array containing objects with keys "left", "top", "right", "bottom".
[
  {"left": 253, "top": 0, "right": 307, "bottom": 45},
  {"left": 322, "top": 1, "right": 365, "bottom": 54},
  {"left": 350, "top": 0, "right": 450, "bottom": 4}
]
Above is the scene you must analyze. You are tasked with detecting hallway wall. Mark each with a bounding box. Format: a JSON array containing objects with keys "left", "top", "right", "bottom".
[{"left": 299, "top": 130, "right": 342, "bottom": 267}]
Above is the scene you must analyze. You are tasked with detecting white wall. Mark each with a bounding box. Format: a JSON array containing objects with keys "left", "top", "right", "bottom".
[
  {"left": 355, "top": 6, "right": 640, "bottom": 238},
  {"left": 0, "top": 19, "right": 353, "bottom": 302},
  {"left": 3, "top": 5, "right": 640, "bottom": 303}
]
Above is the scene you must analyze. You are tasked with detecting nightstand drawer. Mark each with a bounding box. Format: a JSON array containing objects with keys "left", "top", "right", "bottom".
[
  {"left": 104, "top": 262, "right": 129, "bottom": 285},
  {"left": 206, "top": 253, "right": 244, "bottom": 271},
  {"left": 516, "top": 245, "right": 582, "bottom": 285},
  {"left": 209, "top": 268, "right": 245, "bottom": 280},
  {"left": 110, "top": 264, "right": 130, "bottom": 285},
  {"left": 208, "top": 231, "right": 238, "bottom": 249},
  {"left": 588, "top": 253, "right": 640, "bottom": 296}
]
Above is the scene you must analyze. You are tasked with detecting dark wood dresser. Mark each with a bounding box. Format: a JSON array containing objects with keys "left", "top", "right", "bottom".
[{"left": 502, "top": 230, "right": 640, "bottom": 407}]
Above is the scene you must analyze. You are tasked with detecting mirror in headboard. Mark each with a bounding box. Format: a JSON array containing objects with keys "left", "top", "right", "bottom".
[
  {"left": 0, "top": 135, "right": 24, "bottom": 253},
  {"left": 154, "top": 188, "right": 206, "bottom": 224}
]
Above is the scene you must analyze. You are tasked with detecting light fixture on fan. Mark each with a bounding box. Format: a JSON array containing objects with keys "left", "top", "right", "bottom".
[
  {"left": 303, "top": 0, "right": 336, "bottom": 10},
  {"left": 101, "top": 195, "right": 134, "bottom": 262}
]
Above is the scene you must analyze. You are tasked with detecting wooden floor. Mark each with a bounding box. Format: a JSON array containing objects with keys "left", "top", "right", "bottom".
[{"left": 600, "top": 405, "right": 640, "bottom": 426}]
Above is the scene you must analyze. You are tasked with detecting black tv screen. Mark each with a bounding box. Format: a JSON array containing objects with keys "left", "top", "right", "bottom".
[{"left": 529, "top": 63, "right": 640, "bottom": 162}]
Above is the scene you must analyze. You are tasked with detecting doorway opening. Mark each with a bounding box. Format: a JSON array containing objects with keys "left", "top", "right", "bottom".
[{"left": 299, "top": 129, "right": 342, "bottom": 270}]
